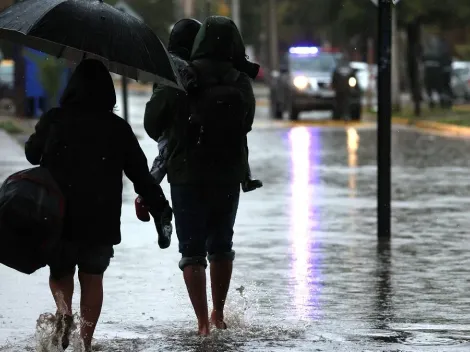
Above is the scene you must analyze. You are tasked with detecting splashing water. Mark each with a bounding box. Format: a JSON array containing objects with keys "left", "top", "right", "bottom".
[
  {"left": 35, "top": 313, "right": 88, "bottom": 352},
  {"left": 2, "top": 282, "right": 310, "bottom": 351},
  {"left": 154, "top": 282, "right": 311, "bottom": 352}
]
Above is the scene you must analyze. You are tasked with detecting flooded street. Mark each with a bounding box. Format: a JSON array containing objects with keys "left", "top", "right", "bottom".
[{"left": 1, "top": 90, "right": 470, "bottom": 351}]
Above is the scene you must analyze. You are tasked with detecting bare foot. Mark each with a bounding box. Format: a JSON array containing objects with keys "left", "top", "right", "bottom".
[
  {"left": 198, "top": 325, "right": 210, "bottom": 336},
  {"left": 210, "top": 311, "right": 227, "bottom": 330}
]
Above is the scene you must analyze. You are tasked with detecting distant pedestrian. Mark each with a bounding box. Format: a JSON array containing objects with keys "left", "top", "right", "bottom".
[
  {"left": 331, "top": 53, "right": 354, "bottom": 120},
  {"left": 24, "top": 59, "right": 171, "bottom": 351}
]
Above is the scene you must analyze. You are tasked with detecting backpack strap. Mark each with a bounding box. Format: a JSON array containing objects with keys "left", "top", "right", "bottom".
[
  {"left": 221, "top": 68, "right": 241, "bottom": 85},
  {"left": 188, "top": 62, "right": 241, "bottom": 89}
]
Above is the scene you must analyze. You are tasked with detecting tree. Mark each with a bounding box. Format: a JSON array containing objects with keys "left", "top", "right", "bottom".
[
  {"left": 398, "top": 0, "right": 470, "bottom": 29},
  {"left": 105, "top": 0, "right": 174, "bottom": 44}
]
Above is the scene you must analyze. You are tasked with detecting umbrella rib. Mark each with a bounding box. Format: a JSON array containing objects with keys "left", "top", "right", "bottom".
[{"left": 56, "top": 45, "right": 65, "bottom": 59}]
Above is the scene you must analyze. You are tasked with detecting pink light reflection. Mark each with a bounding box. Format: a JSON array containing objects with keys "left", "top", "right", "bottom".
[{"left": 288, "top": 126, "right": 322, "bottom": 319}]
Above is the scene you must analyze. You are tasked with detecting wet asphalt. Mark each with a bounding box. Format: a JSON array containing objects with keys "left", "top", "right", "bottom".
[{"left": 0, "top": 88, "right": 469, "bottom": 351}]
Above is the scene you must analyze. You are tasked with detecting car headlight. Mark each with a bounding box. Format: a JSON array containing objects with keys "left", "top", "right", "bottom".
[
  {"left": 293, "top": 76, "right": 309, "bottom": 90},
  {"left": 348, "top": 77, "right": 357, "bottom": 87}
]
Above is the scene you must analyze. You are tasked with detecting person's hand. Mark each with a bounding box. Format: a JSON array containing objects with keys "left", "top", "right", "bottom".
[{"left": 154, "top": 201, "right": 173, "bottom": 249}]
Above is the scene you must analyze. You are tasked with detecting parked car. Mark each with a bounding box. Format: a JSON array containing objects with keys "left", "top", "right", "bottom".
[{"left": 350, "top": 61, "right": 377, "bottom": 94}]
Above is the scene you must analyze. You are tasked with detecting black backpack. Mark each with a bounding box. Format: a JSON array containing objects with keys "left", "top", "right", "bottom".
[{"left": 187, "top": 66, "right": 246, "bottom": 158}]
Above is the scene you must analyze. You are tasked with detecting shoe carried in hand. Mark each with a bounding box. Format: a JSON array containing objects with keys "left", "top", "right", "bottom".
[
  {"left": 154, "top": 201, "right": 173, "bottom": 249},
  {"left": 135, "top": 196, "right": 150, "bottom": 222}
]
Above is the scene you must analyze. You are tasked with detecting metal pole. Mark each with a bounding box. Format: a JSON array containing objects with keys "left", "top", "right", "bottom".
[
  {"left": 122, "top": 75, "right": 129, "bottom": 122},
  {"left": 231, "top": 0, "right": 241, "bottom": 32},
  {"left": 205, "top": 0, "right": 211, "bottom": 17},
  {"left": 377, "top": 0, "right": 392, "bottom": 239},
  {"left": 12, "top": 0, "right": 25, "bottom": 117},
  {"left": 367, "top": 37, "right": 374, "bottom": 111},
  {"left": 391, "top": 5, "right": 400, "bottom": 111},
  {"left": 182, "top": 0, "right": 194, "bottom": 17},
  {"left": 268, "top": 0, "right": 279, "bottom": 71}
]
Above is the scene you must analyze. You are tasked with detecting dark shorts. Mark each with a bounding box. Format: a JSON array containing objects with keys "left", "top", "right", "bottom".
[
  {"left": 49, "top": 242, "right": 114, "bottom": 280},
  {"left": 171, "top": 184, "right": 240, "bottom": 270}
]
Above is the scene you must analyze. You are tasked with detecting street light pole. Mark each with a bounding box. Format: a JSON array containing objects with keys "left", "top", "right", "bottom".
[
  {"left": 268, "top": 0, "right": 278, "bottom": 71},
  {"left": 391, "top": 5, "right": 401, "bottom": 111},
  {"left": 231, "top": 0, "right": 241, "bottom": 32},
  {"left": 12, "top": 0, "right": 25, "bottom": 117},
  {"left": 377, "top": 0, "right": 392, "bottom": 240},
  {"left": 205, "top": 0, "right": 211, "bottom": 17}
]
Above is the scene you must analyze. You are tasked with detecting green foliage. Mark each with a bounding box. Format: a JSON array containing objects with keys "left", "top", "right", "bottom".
[
  {"left": 24, "top": 50, "right": 65, "bottom": 108},
  {"left": 107, "top": 0, "right": 175, "bottom": 44},
  {"left": 455, "top": 44, "right": 470, "bottom": 60},
  {"left": 272, "top": 0, "right": 470, "bottom": 47},
  {"left": 0, "top": 121, "right": 23, "bottom": 134}
]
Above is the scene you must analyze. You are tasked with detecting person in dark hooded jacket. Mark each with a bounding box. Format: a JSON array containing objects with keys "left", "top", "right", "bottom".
[
  {"left": 24, "top": 59, "right": 170, "bottom": 351},
  {"left": 170, "top": 16, "right": 256, "bottom": 335},
  {"left": 135, "top": 18, "right": 202, "bottom": 222},
  {"left": 136, "top": 18, "right": 262, "bottom": 221}
]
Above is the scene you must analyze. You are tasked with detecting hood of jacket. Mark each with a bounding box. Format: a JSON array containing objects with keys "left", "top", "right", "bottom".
[
  {"left": 190, "top": 16, "right": 259, "bottom": 79},
  {"left": 60, "top": 59, "right": 116, "bottom": 112},
  {"left": 168, "top": 18, "right": 202, "bottom": 61}
]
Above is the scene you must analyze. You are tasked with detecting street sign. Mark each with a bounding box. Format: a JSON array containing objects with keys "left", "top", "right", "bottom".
[{"left": 370, "top": 0, "right": 400, "bottom": 5}]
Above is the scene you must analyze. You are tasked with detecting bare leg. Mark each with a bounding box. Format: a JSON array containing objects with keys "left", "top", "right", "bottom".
[
  {"left": 78, "top": 272, "right": 104, "bottom": 350},
  {"left": 50, "top": 274, "right": 74, "bottom": 315},
  {"left": 50, "top": 274, "right": 74, "bottom": 349},
  {"left": 183, "top": 265, "right": 210, "bottom": 335},
  {"left": 210, "top": 260, "right": 233, "bottom": 329}
]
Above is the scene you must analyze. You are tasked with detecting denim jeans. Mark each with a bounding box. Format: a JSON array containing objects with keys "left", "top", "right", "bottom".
[{"left": 170, "top": 184, "right": 240, "bottom": 270}]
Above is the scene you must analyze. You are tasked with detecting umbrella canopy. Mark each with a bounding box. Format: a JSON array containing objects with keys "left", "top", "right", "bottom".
[{"left": 0, "top": 0, "right": 182, "bottom": 90}]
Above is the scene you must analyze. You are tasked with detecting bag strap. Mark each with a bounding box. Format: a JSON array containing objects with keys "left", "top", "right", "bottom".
[
  {"left": 221, "top": 68, "right": 241, "bottom": 85},
  {"left": 39, "top": 109, "right": 60, "bottom": 164}
]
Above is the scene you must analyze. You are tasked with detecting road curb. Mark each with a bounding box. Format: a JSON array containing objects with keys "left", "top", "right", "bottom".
[
  {"left": 392, "top": 117, "right": 470, "bottom": 136},
  {"left": 114, "top": 81, "right": 152, "bottom": 93},
  {"left": 252, "top": 119, "right": 375, "bottom": 129}
]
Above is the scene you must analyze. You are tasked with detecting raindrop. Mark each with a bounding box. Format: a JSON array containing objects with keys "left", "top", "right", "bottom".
[{"left": 102, "top": 157, "right": 106, "bottom": 160}]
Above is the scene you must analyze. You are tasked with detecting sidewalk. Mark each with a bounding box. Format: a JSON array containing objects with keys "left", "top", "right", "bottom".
[
  {"left": 113, "top": 78, "right": 270, "bottom": 97},
  {"left": 0, "top": 115, "right": 36, "bottom": 146},
  {"left": 0, "top": 129, "right": 29, "bottom": 182}
]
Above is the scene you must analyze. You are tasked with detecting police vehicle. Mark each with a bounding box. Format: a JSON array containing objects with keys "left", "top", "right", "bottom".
[{"left": 269, "top": 46, "right": 362, "bottom": 120}]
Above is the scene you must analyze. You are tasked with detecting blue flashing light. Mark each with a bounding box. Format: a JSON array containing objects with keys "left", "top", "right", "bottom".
[{"left": 289, "top": 46, "right": 319, "bottom": 55}]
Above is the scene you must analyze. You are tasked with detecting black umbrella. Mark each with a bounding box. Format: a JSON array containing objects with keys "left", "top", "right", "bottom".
[{"left": 0, "top": 0, "right": 182, "bottom": 89}]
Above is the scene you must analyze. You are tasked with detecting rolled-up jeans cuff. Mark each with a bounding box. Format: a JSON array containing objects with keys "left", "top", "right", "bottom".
[
  {"left": 208, "top": 250, "right": 235, "bottom": 263},
  {"left": 179, "top": 256, "right": 208, "bottom": 271}
]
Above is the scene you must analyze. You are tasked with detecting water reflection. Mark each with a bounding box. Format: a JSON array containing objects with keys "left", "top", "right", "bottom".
[
  {"left": 288, "top": 127, "right": 322, "bottom": 320},
  {"left": 375, "top": 240, "right": 393, "bottom": 328},
  {"left": 346, "top": 127, "right": 359, "bottom": 198},
  {"left": 371, "top": 240, "right": 405, "bottom": 343}
]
